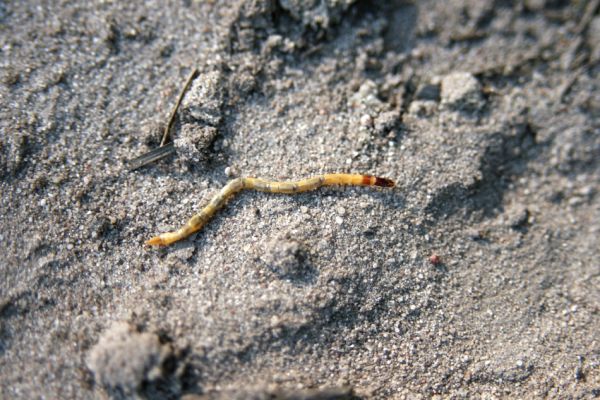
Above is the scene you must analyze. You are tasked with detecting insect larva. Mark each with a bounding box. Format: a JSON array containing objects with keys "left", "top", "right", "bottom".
[{"left": 146, "top": 173, "right": 395, "bottom": 247}]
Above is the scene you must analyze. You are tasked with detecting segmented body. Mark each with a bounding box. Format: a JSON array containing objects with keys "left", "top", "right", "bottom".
[{"left": 146, "top": 173, "right": 394, "bottom": 246}]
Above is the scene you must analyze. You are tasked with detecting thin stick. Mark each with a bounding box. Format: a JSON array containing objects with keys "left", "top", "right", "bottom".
[
  {"left": 128, "top": 69, "right": 199, "bottom": 170},
  {"left": 160, "top": 68, "right": 199, "bottom": 146},
  {"left": 127, "top": 142, "right": 176, "bottom": 171},
  {"left": 558, "top": 70, "right": 582, "bottom": 103},
  {"left": 575, "top": 0, "right": 599, "bottom": 35},
  {"left": 146, "top": 174, "right": 395, "bottom": 247}
]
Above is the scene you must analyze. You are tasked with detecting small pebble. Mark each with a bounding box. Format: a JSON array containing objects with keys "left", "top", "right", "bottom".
[
  {"left": 360, "top": 114, "right": 372, "bottom": 127},
  {"left": 440, "top": 72, "right": 484, "bottom": 111}
]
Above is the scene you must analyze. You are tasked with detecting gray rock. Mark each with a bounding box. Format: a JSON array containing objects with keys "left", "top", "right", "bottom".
[
  {"left": 181, "top": 70, "right": 224, "bottom": 126},
  {"left": 278, "top": 0, "right": 356, "bottom": 29},
  {"left": 374, "top": 110, "right": 400, "bottom": 135},
  {"left": 440, "top": 72, "right": 484, "bottom": 111},
  {"left": 174, "top": 124, "right": 218, "bottom": 163},
  {"left": 349, "top": 79, "right": 385, "bottom": 111}
]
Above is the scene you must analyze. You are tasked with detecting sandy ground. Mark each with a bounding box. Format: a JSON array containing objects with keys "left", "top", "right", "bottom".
[{"left": 1, "top": 1, "right": 599, "bottom": 399}]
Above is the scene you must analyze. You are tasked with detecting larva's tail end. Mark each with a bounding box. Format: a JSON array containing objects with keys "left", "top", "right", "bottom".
[
  {"left": 374, "top": 177, "right": 395, "bottom": 188},
  {"left": 146, "top": 231, "right": 184, "bottom": 247},
  {"left": 146, "top": 236, "right": 167, "bottom": 247}
]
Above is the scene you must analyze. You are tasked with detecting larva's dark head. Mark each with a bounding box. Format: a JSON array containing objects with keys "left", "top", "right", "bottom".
[{"left": 374, "top": 177, "right": 395, "bottom": 188}]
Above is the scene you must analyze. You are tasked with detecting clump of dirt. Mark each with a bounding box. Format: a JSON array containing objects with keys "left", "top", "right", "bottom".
[{"left": 87, "top": 322, "right": 177, "bottom": 399}]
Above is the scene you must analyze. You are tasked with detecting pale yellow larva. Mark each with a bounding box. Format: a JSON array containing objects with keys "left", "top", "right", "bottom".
[{"left": 146, "top": 173, "right": 395, "bottom": 247}]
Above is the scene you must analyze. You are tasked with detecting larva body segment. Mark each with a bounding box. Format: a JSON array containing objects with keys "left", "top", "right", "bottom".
[
  {"left": 146, "top": 173, "right": 395, "bottom": 247},
  {"left": 246, "top": 176, "right": 324, "bottom": 193}
]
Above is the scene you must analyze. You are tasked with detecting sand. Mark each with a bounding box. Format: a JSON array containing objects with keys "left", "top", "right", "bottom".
[{"left": 1, "top": 1, "right": 599, "bottom": 398}]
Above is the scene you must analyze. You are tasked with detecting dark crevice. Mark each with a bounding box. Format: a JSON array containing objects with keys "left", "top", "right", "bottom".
[{"left": 424, "top": 122, "right": 540, "bottom": 223}]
